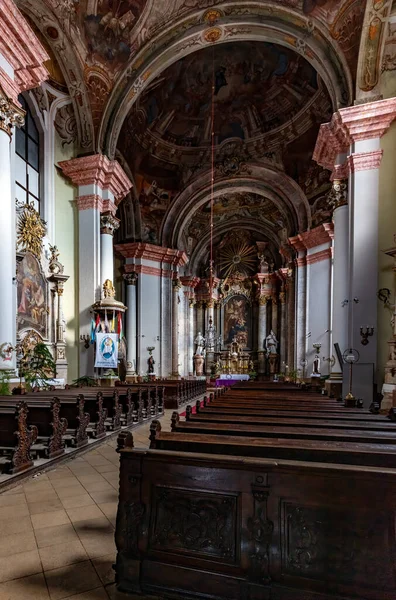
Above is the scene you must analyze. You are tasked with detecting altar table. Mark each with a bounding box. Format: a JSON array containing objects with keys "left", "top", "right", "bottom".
[{"left": 216, "top": 374, "right": 250, "bottom": 387}]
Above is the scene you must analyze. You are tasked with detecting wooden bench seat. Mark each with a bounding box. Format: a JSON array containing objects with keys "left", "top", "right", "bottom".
[
  {"left": 172, "top": 413, "right": 396, "bottom": 444},
  {"left": 196, "top": 404, "right": 385, "bottom": 421},
  {"left": 149, "top": 422, "right": 396, "bottom": 468}
]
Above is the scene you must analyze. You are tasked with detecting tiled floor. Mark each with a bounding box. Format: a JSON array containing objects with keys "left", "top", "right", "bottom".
[{"left": 0, "top": 408, "right": 179, "bottom": 600}]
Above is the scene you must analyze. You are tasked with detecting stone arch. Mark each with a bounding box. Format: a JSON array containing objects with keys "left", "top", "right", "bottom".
[
  {"left": 99, "top": 2, "right": 353, "bottom": 157},
  {"left": 161, "top": 164, "right": 311, "bottom": 249}
]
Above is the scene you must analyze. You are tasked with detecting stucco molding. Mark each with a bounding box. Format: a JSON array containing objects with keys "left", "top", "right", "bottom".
[
  {"left": 0, "top": 0, "right": 49, "bottom": 101},
  {"left": 306, "top": 248, "right": 332, "bottom": 265},
  {"left": 76, "top": 194, "right": 103, "bottom": 212},
  {"left": 58, "top": 154, "right": 132, "bottom": 203},
  {"left": 115, "top": 242, "right": 188, "bottom": 267},
  {"left": 290, "top": 223, "right": 334, "bottom": 252},
  {"left": 348, "top": 150, "right": 383, "bottom": 173}
]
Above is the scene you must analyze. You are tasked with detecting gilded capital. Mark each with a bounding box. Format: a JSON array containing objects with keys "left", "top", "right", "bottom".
[
  {"left": 189, "top": 298, "right": 196, "bottom": 308},
  {"left": 0, "top": 88, "right": 25, "bottom": 138},
  {"left": 100, "top": 213, "right": 120, "bottom": 236},
  {"left": 328, "top": 179, "right": 348, "bottom": 210},
  {"left": 173, "top": 278, "right": 182, "bottom": 291},
  {"left": 259, "top": 295, "right": 270, "bottom": 306},
  {"left": 206, "top": 299, "right": 214, "bottom": 309},
  {"left": 123, "top": 272, "right": 138, "bottom": 286},
  {"left": 279, "top": 291, "right": 286, "bottom": 304}
]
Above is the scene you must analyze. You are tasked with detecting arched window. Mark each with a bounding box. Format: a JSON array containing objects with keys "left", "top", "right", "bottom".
[{"left": 15, "top": 95, "right": 41, "bottom": 213}]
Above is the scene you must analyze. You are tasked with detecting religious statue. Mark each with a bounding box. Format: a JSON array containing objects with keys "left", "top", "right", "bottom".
[
  {"left": 194, "top": 331, "right": 205, "bottom": 356},
  {"left": 265, "top": 330, "right": 278, "bottom": 354},
  {"left": 312, "top": 355, "right": 321, "bottom": 376},
  {"left": 148, "top": 355, "right": 155, "bottom": 374}
]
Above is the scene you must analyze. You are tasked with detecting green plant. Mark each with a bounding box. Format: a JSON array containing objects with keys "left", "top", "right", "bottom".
[
  {"left": 20, "top": 343, "right": 56, "bottom": 391},
  {"left": 248, "top": 370, "right": 257, "bottom": 380},
  {"left": 288, "top": 369, "right": 299, "bottom": 383},
  {"left": 72, "top": 376, "right": 98, "bottom": 388},
  {"left": 0, "top": 370, "right": 12, "bottom": 395}
]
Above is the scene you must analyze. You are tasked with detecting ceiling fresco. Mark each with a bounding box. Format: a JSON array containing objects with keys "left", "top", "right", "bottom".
[{"left": 131, "top": 41, "right": 319, "bottom": 147}]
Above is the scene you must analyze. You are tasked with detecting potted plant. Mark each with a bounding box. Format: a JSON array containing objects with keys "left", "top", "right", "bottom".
[
  {"left": 248, "top": 370, "right": 257, "bottom": 381},
  {"left": 0, "top": 370, "right": 12, "bottom": 395},
  {"left": 14, "top": 342, "right": 56, "bottom": 393}
]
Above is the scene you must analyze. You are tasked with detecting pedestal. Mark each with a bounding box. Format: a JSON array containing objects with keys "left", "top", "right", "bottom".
[
  {"left": 194, "top": 354, "right": 204, "bottom": 376},
  {"left": 268, "top": 353, "right": 278, "bottom": 380}
]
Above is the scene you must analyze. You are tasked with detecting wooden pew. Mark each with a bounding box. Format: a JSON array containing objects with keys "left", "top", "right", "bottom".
[
  {"left": 171, "top": 412, "right": 396, "bottom": 445},
  {"left": 0, "top": 397, "right": 67, "bottom": 458},
  {"left": 0, "top": 401, "right": 38, "bottom": 473},
  {"left": 149, "top": 421, "right": 396, "bottom": 468},
  {"left": 115, "top": 432, "right": 396, "bottom": 600}
]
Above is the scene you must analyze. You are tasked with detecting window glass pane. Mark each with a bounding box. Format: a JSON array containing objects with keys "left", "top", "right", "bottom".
[
  {"left": 29, "top": 194, "right": 39, "bottom": 213},
  {"left": 15, "top": 127, "right": 26, "bottom": 159},
  {"left": 27, "top": 111, "right": 39, "bottom": 142},
  {"left": 16, "top": 184, "right": 27, "bottom": 207},
  {"left": 15, "top": 154, "right": 27, "bottom": 187},
  {"left": 27, "top": 137, "right": 39, "bottom": 170},
  {"left": 27, "top": 165, "right": 39, "bottom": 197}
]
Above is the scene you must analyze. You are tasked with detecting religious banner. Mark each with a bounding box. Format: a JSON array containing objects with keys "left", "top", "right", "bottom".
[{"left": 95, "top": 333, "right": 119, "bottom": 368}]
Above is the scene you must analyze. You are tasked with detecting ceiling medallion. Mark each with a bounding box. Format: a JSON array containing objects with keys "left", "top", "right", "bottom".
[
  {"left": 203, "top": 9, "right": 223, "bottom": 26},
  {"left": 203, "top": 27, "right": 223, "bottom": 44}
]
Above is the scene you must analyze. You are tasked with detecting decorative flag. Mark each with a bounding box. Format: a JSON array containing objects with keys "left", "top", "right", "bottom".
[
  {"left": 111, "top": 311, "right": 115, "bottom": 333},
  {"left": 95, "top": 333, "right": 119, "bottom": 368},
  {"left": 95, "top": 313, "right": 101, "bottom": 333},
  {"left": 117, "top": 312, "right": 123, "bottom": 340},
  {"left": 90, "top": 318, "right": 96, "bottom": 344}
]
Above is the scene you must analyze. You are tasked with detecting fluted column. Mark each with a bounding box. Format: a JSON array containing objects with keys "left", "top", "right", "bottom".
[
  {"left": 286, "top": 267, "right": 295, "bottom": 369},
  {"left": 196, "top": 301, "right": 204, "bottom": 336},
  {"left": 329, "top": 179, "right": 348, "bottom": 381},
  {"left": 280, "top": 288, "right": 287, "bottom": 369},
  {"left": 172, "top": 278, "right": 182, "bottom": 377},
  {"left": 188, "top": 299, "right": 195, "bottom": 376},
  {"left": 257, "top": 296, "right": 268, "bottom": 375},
  {"left": 100, "top": 213, "right": 119, "bottom": 287},
  {"left": 124, "top": 272, "right": 137, "bottom": 376},
  {"left": 0, "top": 91, "right": 24, "bottom": 370}
]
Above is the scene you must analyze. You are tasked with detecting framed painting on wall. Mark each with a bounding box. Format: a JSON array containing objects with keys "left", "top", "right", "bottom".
[{"left": 223, "top": 295, "right": 251, "bottom": 349}]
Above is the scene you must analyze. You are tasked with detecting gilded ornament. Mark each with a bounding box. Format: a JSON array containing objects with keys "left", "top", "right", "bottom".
[
  {"left": 17, "top": 203, "right": 46, "bottom": 258},
  {"left": 203, "top": 9, "right": 222, "bottom": 25},
  {"left": 103, "top": 279, "right": 116, "bottom": 299},
  {"left": 203, "top": 27, "right": 223, "bottom": 43}
]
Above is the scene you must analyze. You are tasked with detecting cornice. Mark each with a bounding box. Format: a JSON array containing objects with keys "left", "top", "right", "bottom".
[
  {"left": 115, "top": 242, "right": 188, "bottom": 267},
  {"left": 348, "top": 150, "right": 383, "bottom": 173},
  {"left": 306, "top": 248, "right": 332, "bottom": 265},
  {"left": 0, "top": 0, "right": 49, "bottom": 101},
  {"left": 293, "top": 223, "right": 334, "bottom": 251},
  {"left": 180, "top": 276, "right": 200, "bottom": 289},
  {"left": 58, "top": 154, "right": 132, "bottom": 203}
]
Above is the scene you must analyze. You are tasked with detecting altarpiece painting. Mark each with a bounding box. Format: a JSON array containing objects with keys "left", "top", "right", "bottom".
[{"left": 223, "top": 295, "right": 251, "bottom": 349}]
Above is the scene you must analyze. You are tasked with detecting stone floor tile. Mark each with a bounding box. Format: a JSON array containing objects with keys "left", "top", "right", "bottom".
[
  {"left": 81, "top": 481, "right": 114, "bottom": 493},
  {"left": 0, "top": 549, "right": 42, "bottom": 583},
  {"left": 63, "top": 587, "right": 109, "bottom": 600},
  {"left": 28, "top": 498, "right": 64, "bottom": 515},
  {"left": 25, "top": 490, "right": 60, "bottom": 504},
  {"left": 0, "top": 492, "right": 27, "bottom": 508},
  {"left": 0, "top": 530, "right": 37, "bottom": 558},
  {"left": 2, "top": 485, "right": 24, "bottom": 495},
  {"left": 94, "top": 464, "right": 117, "bottom": 474},
  {"left": 0, "top": 514, "right": 33, "bottom": 536},
  {"left": 75, "top": 475, "right": 107, "bottom": 485},
  {"left": 50, "top": 477, "right": 80, "bottom": 489},
  {"left": 31, "top": 509, "right": 71, "bottom": 530},
  {"left": 39, "top": 540, "right": 88, "bottom": 572},
  {"left": 23, "top": 480, "right": 52, "bottom": 492},
  {"left": 35, "top": 524, "right": 79, "bottom": 549},
  {"left": 91, "top": 553, "right": 115, "bottom": 586},
  {"left": 88, "top": 490, "right": 118, "bottom": 505},
  {"left": 0, "top": 573, "right": 50, "bottom": 600},
  {"left": 0, "top": 503, "right": 30, "bottom": 520},
  {"left": 72, "top": 517, "right": 114, "bottom": 538},
  {"left": 60, "top": 494, "right": 96, "bottom": 510},
  {"left": 97, "top": 502, "right": 117, "bottom": 521},
  {"left": 44, "top": 560, "right": 101, "bottom": 600},
  {"left": 79, "top": 533, "right": 116, "bottom": 559},
  {"left": 66, "top": 505, "right": 106, "bottom": 523},
  {"left": 55, "top": 484, "right": 87, "bottom": 499}
]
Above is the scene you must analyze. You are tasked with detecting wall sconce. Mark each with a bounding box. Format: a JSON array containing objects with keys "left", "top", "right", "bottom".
[
  {"left": 313, "top": 343, "right": 322, "bottom": 354},
  {"left": 360, "top": 326, "right": 374, "bottom": 346},
  {"left": 80, "top": 334, "right": 90, "bottom": 349}
]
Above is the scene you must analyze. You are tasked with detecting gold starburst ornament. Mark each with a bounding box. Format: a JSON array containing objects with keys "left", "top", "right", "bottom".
[{"left": 17, "top": 203, "right": 46, "bottom": 258}]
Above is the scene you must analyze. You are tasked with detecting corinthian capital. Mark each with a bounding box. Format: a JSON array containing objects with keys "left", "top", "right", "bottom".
[
  {"left": 0, "top": 87, "right": 25, "bottom": 138},
  {"left": 100, "top": 212, "right": 120, "bottom": 235},
  {"left": 328, "top": 179, "right": 348, "bottom": 210}
]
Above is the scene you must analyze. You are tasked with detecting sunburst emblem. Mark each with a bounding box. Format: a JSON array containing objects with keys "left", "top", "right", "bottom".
[
  {"left": 17, "top": 203, "right": 46, "bottom": 258},
  {"left": 219, "top": 241, "right": 257, "bottom": 279}
]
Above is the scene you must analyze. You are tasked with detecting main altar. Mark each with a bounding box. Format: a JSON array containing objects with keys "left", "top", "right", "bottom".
[{"left": 215, "top": 339, "right": 253, "bottom": 375}]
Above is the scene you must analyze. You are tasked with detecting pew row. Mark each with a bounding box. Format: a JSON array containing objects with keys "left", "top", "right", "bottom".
[{"left": 115, "top": 432, "right": 396, "bottom": 600}]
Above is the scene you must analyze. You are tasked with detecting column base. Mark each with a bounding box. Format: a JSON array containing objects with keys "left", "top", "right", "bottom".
[{"left": 380, "top": 383, "right": 396, "bottom": 413}]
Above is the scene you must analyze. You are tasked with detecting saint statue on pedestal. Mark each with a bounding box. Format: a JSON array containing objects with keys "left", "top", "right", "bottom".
[
  {"left": 194, "top": 331, "right": 205, "bottom": 356},
  {"left": 265, "top": 330, "right": 278, "bottom": 354}
]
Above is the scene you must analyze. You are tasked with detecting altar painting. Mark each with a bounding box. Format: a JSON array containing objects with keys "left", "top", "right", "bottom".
[
  {"left": 224, "top": 295, "right": 251, "bottom": 349},
  {"left": 17, "top": 252, "right": 47, "bottom": 336}
]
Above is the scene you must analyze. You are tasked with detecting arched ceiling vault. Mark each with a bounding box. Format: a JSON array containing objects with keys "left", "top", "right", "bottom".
[
  {"left": 189, "top": 220, "right": 283, "bottom": 275},
  {"left": 100, "top": 3, "right": 354, "bottom": 157},
  {"left": 161, "top": 166, "right": 311, "bottom": 249}
]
